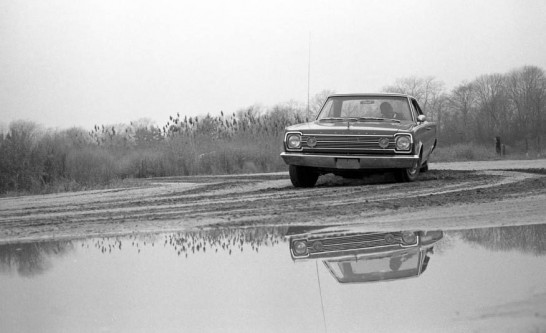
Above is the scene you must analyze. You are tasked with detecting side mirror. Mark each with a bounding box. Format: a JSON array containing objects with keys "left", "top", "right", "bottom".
[{"left": 417, "top": 115, "right": 426, "bottom": 123}]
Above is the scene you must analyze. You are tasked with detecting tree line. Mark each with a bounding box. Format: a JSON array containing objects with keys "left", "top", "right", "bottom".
[{"left": 383, "top": 65, "right": 545, "bottom": 153}]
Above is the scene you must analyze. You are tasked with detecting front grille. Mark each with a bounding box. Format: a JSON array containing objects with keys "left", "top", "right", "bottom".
[
  {"left": 306, "top": 232, "right": 403, "bottom": 255},
  {"left": 301, "top": 135, "right": 395, "bottom": 153}
]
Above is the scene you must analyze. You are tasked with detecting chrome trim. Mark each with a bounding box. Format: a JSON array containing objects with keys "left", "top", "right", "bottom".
[
  {"left": 281, "top": 153, "right": 418, "bottom": 159},
  {"left": 311, "top": 243, "right": 402, "bottom": 255},
  {"left": 328, "top": 93, "right": 414, "bottom": 98},
  {"left": 299, "top": 134, "right": 403, "bottom": 154},
  {"left": 407, "top": 96, "right": 417, "bottom": 122},
  {"left": 302, "top": 147, "right": 397, "bottom": 152},
  {"left": 418, "top": 251, "right": 425, "bottom": 275},
  {"left": 302, "top": 133, "right": 400, "bottom": 137},
  {"left": 280, "top": 152, "right": 419, "bottom": 169},
  {"left": 310, "top": 232, "right": 402, "bottom": 247},
  {"left": 290, "top": 232, "right": 413, "bottom": 260},
  {"left": 302, "top": 139, "right": 393, "bottom": 142}
]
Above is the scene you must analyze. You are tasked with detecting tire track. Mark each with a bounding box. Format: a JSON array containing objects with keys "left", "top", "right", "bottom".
[{"left": 1, "top": 159, "right": 545, "bottom": 243}]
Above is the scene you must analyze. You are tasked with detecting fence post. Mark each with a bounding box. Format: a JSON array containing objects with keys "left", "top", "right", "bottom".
[{"left": 495, "top": 136, "right": 501, "bottom": 155}]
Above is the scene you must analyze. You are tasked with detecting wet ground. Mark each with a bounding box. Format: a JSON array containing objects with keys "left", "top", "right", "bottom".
[
  {"left": 1, "top": 223, "right": 546, "bottom": 332},
  {"left": 1, "top": 159, "right": 546, "bottom": 243}
]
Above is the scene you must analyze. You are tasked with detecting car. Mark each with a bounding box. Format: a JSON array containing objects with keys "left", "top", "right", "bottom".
[
  {"left": 287, "top": 226, "right": 443, "bottom": 283},
  {"left": 280, "top": 93, "right": 437, "bottom": 187}
]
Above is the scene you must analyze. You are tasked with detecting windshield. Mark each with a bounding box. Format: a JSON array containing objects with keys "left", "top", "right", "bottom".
[
  {"left": 317, "top": 96, "right": 413, "bottom": 122},
  {"left": 324, "top": 249, "right": 421, "bottom": 283}
]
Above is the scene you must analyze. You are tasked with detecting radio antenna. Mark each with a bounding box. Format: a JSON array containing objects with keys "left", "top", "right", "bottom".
[{"left": 307, "top": 32, "right": 311, "bottom": 120}]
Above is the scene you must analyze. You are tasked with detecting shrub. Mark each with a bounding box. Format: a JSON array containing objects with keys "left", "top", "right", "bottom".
[
  {"left": 65, "top": 147, "right": 117, "bottom": 185},
  {"left": 0, "top": 121, "right": 44, "bottom": 192}
]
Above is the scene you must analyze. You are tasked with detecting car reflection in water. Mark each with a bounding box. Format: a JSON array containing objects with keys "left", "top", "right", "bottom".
[{"left": 288, "top": 226, "right": 443, "bottom": 283}]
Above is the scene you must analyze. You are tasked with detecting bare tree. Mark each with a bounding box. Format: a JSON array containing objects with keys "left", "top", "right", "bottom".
[
  {"left": 446, "top": 82, "right": 477, "bottom": 142},
  {"left": 309, "top": 89, "right": 336, "bottom": 118},
  {"left": 472, "top": 73, "right": 509, "bottom": 143},
  {"left": 505, "top": 66, "right": 546, "bottom": 151},
  {"left": 382, "top": 76, "right": 445, "bottom": 119},
  {"left": 429, "top": 92, "right": 449, "bottom": 138}
]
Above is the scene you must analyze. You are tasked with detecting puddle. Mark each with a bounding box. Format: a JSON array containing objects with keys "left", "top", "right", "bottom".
[{"left": 1, "top": 224, "right": 546, "bottom": 332}]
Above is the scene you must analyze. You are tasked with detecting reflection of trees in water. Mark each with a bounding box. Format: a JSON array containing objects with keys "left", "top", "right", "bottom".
[
  {"left": 166, "top": 227, "right": 289, "bottom": 257},
  {"left": 89, "top": 227, "right": 289, "bottom": 258},
  {"left": 456, "top": 224, "right": 546, "bottom": 255},
  {"left": 0, "top": 241, "right": 74, "bottom": 277}
]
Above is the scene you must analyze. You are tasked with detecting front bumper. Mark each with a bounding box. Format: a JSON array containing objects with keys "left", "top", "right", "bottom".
[{"left": 280, "top": 152, "right": 418, "bottom": 169}]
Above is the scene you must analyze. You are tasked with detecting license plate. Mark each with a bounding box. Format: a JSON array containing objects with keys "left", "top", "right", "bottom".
[{"left": 336, "top": 158, "right": 360, "bottom": 169}]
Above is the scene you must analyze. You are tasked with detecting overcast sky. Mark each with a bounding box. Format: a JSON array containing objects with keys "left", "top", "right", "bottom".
[{"left": 1, "top": 0, "right": 545, "bottom": 130}]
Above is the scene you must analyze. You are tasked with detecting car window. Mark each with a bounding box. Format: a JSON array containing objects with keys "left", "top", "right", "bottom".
[
  {"left": 411, "top": 99, "right": 424, "bottom": 116},
  {"left": 320, "top": 98, "right": 334, "bottom": 116},
  {"left": 318, "top": 97, "right": 412, "bottom": 121}
]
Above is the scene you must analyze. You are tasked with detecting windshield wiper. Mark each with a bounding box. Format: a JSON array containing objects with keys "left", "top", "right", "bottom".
[
  {"left": 355, "top": 117, "right": 401, "bottom": 123},
  {"left": 318, "top": 117, "right": 358, "bottom": 122}
]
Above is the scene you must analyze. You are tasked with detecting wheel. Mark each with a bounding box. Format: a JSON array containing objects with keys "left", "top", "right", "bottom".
[
  {"left": 289, "top": 165, "right": 319, "bottom": 188},
  {"left": 419, "top": 161, "right": 429, "bottom": 173},
  {"left": 395, "top": 158, "right": 421, "bottom": 182}
]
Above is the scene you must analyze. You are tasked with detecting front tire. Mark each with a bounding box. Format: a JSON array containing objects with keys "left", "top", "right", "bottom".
[
  {"left": 289, "top": 165, "right": 319, "bottom": 188},
  {"left": 395, "top": 158, "right": 421, "bottom": 182},
  {"left": 420, "top": 161, "right": 429, "bottom": 173}
]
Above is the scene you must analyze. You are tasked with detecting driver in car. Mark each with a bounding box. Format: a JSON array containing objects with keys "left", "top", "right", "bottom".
[{"left": 380, "top": 101, "right": 398, "bottom": 119}]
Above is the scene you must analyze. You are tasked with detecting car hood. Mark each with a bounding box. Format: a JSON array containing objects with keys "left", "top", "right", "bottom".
[{"left": 286, "top": 121, "right": 415, "bottom": 135}]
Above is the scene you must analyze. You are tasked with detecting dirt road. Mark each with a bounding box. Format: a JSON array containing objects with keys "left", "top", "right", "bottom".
[{"left": 1, "top": 159, "right": 545, "bottom": 244}]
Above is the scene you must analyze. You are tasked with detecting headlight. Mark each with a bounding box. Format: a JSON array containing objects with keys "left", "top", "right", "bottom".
[
  {"left": 293, "top": 240, "right": 308, "bottom": 256},
  {"left": 401, "top": 231, "right": 417, "bottom": 245},
  {"left": 287, "top": 134, "right": 302, "bottom": 149},
  {"left": 395, "top": 135, "right": 411, "bottom": 151}
]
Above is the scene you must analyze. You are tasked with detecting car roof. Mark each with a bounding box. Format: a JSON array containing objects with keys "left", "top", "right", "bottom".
[{"left": 328, "top": 93, "right": 414, "bottom": 99}]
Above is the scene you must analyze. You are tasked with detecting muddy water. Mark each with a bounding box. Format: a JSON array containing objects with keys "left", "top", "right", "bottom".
[{"left": 1, "top": 224, "right": 546, "bottom": 332}]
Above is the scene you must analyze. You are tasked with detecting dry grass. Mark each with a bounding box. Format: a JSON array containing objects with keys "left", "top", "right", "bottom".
[
  {"left": 0, "top": 107, "right": 300, "bottom": 195},
  {"left": 431, "top": 142, "right": 545, "bottom": 162},
  {"left": 431, "top": 143, "right": 500, "bottom": 162}
]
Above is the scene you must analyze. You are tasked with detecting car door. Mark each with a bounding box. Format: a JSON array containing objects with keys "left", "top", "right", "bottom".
[{"left": 410, "top": 98, "right": 436, "bottom": 160}]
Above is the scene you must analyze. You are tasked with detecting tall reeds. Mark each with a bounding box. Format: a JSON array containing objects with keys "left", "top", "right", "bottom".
[{"left": 0, "top": 103, "right": 307, "bottom": 194}]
